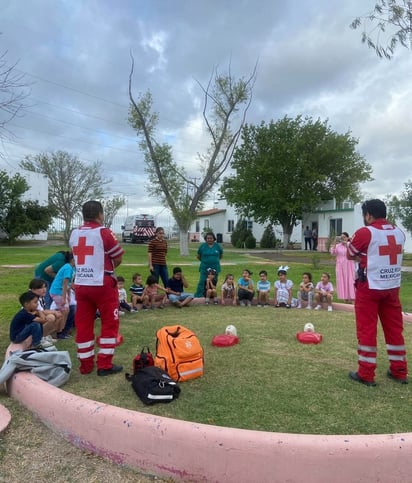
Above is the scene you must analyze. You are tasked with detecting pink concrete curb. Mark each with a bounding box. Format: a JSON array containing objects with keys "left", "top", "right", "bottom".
[
  {"left": 5, "top": 302, "right": 412, "bottom": 482},
  {"left": 0, "top": 403, "right": 11, "bottom": 434},
  {"left": 6, "top": 372, "right": 412, "bottom": 483}
]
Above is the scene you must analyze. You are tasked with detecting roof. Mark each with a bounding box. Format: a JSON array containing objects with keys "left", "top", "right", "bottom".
[{"left": 196, "top": 208, "right": 226, "bottom": 217}]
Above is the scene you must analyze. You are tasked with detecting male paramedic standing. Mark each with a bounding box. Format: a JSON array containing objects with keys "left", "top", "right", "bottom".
[
  {"left": 70, "top": 200, "right": 124, "bottom": 376},
  {"left": 347, "top": 199, "right": 407, "bottom": 386}
]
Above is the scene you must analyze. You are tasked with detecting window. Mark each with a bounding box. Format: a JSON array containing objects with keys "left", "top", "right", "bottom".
[
  {"left": 204, "top": 219, "right": 209, "bottom": 229},
  {"left": 227, "top": 220, "right": 234, "bottom": 232},
  {"left": 247, "top": 220, "right": 253, "bottom": 231},
  {"left": 329, "top": 218, "right": 342, "bottom": 237},
  {"left": 195, "top": 221, "right": 200, "bottom": 232}
]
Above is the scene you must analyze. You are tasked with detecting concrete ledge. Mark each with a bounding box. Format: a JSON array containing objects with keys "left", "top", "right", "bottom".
[
  {"left": 6, "top": 371, "right": 412, "bottom": 482},
  {"left": 0, "top": 403, "right": 11, "bottom": 434},
  {"left": 5, "top": 302, "right": 412, "bottom": 482}
]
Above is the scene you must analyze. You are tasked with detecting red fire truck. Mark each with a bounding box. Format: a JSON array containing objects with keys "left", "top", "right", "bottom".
[{"left": 121, "top": 214, "right": 156, "bottom": 243}]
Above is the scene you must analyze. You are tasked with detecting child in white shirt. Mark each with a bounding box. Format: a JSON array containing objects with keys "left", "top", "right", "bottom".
[
  {"left": 314, "top": 272, "right": 334, "bottom": 312},
  {"left": 274, "top": 266, "right": 293, "bottom": 308}
]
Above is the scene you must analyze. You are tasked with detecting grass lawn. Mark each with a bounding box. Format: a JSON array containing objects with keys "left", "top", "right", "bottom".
[{"left": 1, "top": 242, "right": 412, "bottom": 436}]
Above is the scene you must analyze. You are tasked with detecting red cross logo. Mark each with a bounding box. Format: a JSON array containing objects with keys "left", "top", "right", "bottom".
[
  {"left": 379, "top": 235, "right": 402, "bottom": 265},
  {"left": 73, "top": 236, "right": 94, "bottom": 265}
]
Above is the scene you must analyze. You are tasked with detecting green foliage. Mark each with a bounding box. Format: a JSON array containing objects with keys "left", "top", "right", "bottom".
[
  {"left": 222, "top": 116, "right": 373, "bottom": 246},
  {"left": 0, "top": 170, "right": 53, "bottom": 244},
  {"left": 351, "top": 1, "right": 412, "bottom": 59},
  {"left": 19, "top": 151, "right": 110, "bottom": 244},
  {"left": 231, "top": 218, "right": 248, "bottom": 247},
  {"left": 390, "top": 181, "right": 412, "bottom": 237},
  {"left": 244, "top": 233, "right": 256, "bottom": 249},
  {"left": 260, "top": 224, "right": 278, "bottom": 248}
]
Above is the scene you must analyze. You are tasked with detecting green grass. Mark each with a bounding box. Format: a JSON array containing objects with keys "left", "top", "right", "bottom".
[{"left": 1, "top": 242, "right": 412, "bottom": 436}]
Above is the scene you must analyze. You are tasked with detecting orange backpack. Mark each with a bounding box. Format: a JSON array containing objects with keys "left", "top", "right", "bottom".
[{"left": 154, "top": 325, "right": 204, "bottom": 382}]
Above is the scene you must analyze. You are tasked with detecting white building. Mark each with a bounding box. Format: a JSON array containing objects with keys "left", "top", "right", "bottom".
[{"left": 190, "top": 198, "right": 412, "bottom": 253}]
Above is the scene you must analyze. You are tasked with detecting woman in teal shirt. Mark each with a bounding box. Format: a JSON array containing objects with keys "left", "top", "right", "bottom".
[{"left": 195, "top": 232, "right": 223, "bottom": 298}]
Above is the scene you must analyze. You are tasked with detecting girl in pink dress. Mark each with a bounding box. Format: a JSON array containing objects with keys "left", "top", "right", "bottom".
[{"left": 330, "top": 232, "right": 355, "bottom": 303}]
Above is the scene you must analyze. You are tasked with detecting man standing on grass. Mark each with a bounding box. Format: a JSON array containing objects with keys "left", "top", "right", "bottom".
[
  {"left": 347, "top": 199, "right": 407, "bottom": 386},
  {"left": 70, "top": 200, "right": 124, "bottom": 376}
]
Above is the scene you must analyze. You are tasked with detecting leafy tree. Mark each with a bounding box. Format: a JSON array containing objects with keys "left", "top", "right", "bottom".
[
  {"left": 20, "top": 151, "right": 110, "bottom": 244},
  {"left": 389, "top": 180, "right": 412, "bottom": 235},
  {"left": 0, "top": 48, "right": 30, "bottom": 143},
  {"left": 351, "top": 1, "right": 412, "bottom": 58},
  {"left": 0, "top": 170, "right": 53, "bottom": 244},
  {"left": 222, "top": 116, "right": 373, "bottom": 247},
  {"left": 101, "top": 195, "right": 125, "bottom": 228},
  {"left": 128, "top": 55, "right": 257, "bottom": 255}
]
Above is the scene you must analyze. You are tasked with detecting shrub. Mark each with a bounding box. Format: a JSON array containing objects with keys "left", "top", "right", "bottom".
[
  {"left": 260, "top": 224, "right": 276, "bottom": 248},
  {"left": 244, "top": 234, "right": 256, "bottom": 249}
]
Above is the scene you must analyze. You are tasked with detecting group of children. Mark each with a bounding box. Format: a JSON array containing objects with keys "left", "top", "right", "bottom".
[
  {"left": 117, "top": 267, "right": 194, "bottom": 313},
  {"left": 10, "top": 257, "right": 76, "bottom": 350},
  {"left": 207, "top": 267, "right": 335, "bottom": 310}
]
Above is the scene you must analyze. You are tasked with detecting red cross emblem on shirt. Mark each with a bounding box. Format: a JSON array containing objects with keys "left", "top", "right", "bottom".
[
  {"left": 72, "top": 236, "right": 94, "bottom": 265},
  {"left": 379, "top": 235, "right": 402, "bottom": 265}
]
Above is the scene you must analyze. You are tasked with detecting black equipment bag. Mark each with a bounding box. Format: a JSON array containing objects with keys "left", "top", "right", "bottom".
[{"left": 125, "top": 366, "right": 181, "bottom": 405}]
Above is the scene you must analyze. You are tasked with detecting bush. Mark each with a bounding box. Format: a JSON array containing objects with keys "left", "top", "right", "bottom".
[
  {"left": 260, "top": 224, "right": 276, "bottom": 248},
  {"left": 244, "top": 234, "right": 256, "bottom": 249},
  {"left": 231, "top": 219, "right": 248, "bottom": 247}
]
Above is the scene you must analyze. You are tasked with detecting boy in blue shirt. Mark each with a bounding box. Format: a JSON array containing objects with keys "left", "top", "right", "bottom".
[
  {"left": 257, "top": 270, "right": 271, "bottom": 307},
  {"left": 10, "top": 291, "right": 46, "bottom": 348}
]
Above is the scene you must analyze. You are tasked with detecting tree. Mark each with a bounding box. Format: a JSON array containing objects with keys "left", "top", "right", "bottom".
[
  {"left": 20, "top": 151, "right": 110, "bottom": 244},
  {"left": 0, "top": 48, "right": 30, "bottom": 143},
  {"left": 260, "top": 224, "right": 278, "bottom": 249},
  {"left": 221, "top": 116, "right": 373, "bottom": 247},
  {"left": 0, "top": 170, "right": 53, "bottom": 244},
  {"left": 351, "top": 1, "right": 412, "bottom": 58},
  {"left": 389, "top": 180, "right": 412, "bottom": 235},
  {"left": 128, "top": 55, "right": 257, "bottom": 255},
  {"left": 101, "top": 195, "right": 126, "bottom": 228}
]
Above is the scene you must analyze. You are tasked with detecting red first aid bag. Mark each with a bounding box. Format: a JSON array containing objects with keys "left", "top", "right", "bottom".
[
  {"left": 296, "top": 332, "right": 323, "bottom": 344},
  {"left": 211, "top": 334, "right": 239, "bottom": 347}
]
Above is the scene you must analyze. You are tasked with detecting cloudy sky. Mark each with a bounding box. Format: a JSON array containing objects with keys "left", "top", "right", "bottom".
[{"left": 1, "top": 0, "right": 411, "bottom": 229}]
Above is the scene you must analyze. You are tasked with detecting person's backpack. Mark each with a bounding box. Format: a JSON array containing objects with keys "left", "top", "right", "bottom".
[
  {"left": 125, "top": 366, "right": 181, "bottom": 405},
  {"left": 133, "top": 346, "right": 154, "bottom": 374},
  {"left": 154, "top": 325, "right": 204, "bottom": 382},
  {"left": 0, "top": 349, "right": 72, "bottom": 387}
]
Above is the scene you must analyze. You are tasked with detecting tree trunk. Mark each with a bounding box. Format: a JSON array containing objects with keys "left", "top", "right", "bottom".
[{"left": 179, "top": 228, "right": 189, "bottom": 256}]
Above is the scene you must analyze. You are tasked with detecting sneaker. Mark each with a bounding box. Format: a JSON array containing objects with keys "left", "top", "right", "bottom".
[
  {"left": 97, "top": 364, "right": 123, "bottom": 377},
  {"left": 257, "top": 304, "right": 262, "bottom": 308},
  {"left": 264, "top": 304, "right": 269, "bottom": 308},
  {"left": 285, "top": 304, "right": 291, "bottom": 309},
  {"left": 205, "top": 301, "right": 209, "bottom": 305},
  {"left": 142, "top": 305, "right": 149, "bottom": 311},
  {"left": 45, "top": 334, "right": 58, "bottom": 343},
  {"left": 328, "top": 306, "right": 333, "bottom": 312},
  {"left": 131, "top": 307, "right": 138, "bottom": 313},
  {"left": 296, "top": 305, "right": 302, "bottom": 309},
  {"left": 240, "top": 301, "right": 246, "bottom": 307},
  {"left": 349, "top": 371, "right": 376, "bottom": 387},
  {"left": 57, "top": 332, "right": 71, "bottom": 340},
  {"left": 213, "top": 300, "right": 219, "bottom": 305},
  {"left": 119, "top": 311, "right": 126, "bottom": 316},
  {"left": 158, "top": 304, "right": 165, "bottom": 309},
  {"left": 314, "top": 305, "right": 321, "bottom": 310},
  {"left": 387, "top": 370, "right": 408, "bottom": 384},
  {"left": 40, "top": 337, "right": 54, "bottom": 348},
  {"left": 306, "top": 306, "right": 312, "bottom": 310},
  {"left": 247, "top": 301, "right": 252, "bottom": 307}
]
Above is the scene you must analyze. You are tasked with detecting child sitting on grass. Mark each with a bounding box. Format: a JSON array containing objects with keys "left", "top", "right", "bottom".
[
  {"left": 143, "top": 275, "right": 168, "bottom": 309},
  {"left": 257, "top": 270, "right": 271, "bottom": 307},
  {"left": 237, "top": 269, "right": 255, "bottom": 306},
  {"left": 129, "top": 273, "right": 144, "bottom": 312},
  {"left": 166, "top": 267, "right": 194, "bottom": 308},
  {"left": 10, "top": 291, "right": 55, "bottom": 349},
  {"left": 297, "top": 272, "right": 314, "bottom": 309},
  {"left": 274, "top": 266, "right": 293, "bottom": 308},
  {"left": 221, "top": 274, "right": 237, "bottom": 306},
  {"left": 117, "top": 276, "right": 132, "bottom": 314},
  {"left": 314, "top": 272, "right": 334, "bottom": 312},
  {"left": 205, "top": 268, "right": 218, "bottom": 305}
]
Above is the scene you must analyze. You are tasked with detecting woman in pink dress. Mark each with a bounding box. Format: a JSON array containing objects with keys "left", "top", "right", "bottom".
[{"left": 330, "top": 232, "right": 355, "bottom": 303}]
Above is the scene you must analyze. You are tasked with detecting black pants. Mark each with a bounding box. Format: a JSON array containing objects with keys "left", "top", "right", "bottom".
[
  {"left": 304, "top": 237, "right": 312, "bottom": 250},
  {"left": 238, "top": 288, "right": 254, "bottom": 301}
]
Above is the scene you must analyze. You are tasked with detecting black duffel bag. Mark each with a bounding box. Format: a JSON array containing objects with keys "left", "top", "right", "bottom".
[{"left": 125, "top": 366, "right": 181, "bottom": 405}]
